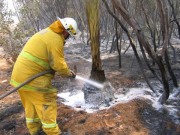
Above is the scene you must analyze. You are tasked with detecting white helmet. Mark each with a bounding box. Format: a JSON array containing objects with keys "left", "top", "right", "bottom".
[{"left": 58, "top": 17, "right": 78, "bottom": 36}]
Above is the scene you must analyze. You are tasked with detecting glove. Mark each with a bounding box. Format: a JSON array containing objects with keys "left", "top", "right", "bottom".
[{"left": 70, "top": 70, "right": 76, "bottom": 79}]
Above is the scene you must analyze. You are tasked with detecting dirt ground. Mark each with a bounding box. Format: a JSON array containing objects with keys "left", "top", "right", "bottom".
[{"left": 0, "top": 44, "right": 180, "bottom": 135}]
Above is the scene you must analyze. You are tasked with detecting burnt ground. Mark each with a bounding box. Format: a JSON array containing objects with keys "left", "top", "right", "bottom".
[{"left": 0, "top": 42, "right": 180, "bottom": 135}]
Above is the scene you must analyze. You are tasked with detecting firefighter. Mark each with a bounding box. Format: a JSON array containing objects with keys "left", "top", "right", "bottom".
[{"left": 10, "top": 17, "right": 78, "bottom": 135}]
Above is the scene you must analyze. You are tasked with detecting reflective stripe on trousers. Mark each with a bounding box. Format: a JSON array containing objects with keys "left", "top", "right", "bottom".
[
  {"left": 26, "top": 117, "right": 40, "bottom": 123},
  {"left": 26, "top": 118, "right": 57, "bottom": 128},
  {"left": 42, "top": 122, "right": 57, "bottom": 128}
]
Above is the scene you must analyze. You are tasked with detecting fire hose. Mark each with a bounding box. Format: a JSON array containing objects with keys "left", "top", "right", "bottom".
[
  {"left": 0, "top": 70, "right": 54, "bottom": 100},
  {"left": 0, "top": 65, "right": 104, "bottom": 100}
]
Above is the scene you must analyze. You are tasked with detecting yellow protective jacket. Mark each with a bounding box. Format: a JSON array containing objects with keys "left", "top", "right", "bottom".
[{"left": 10, "top": 20, "right": 72, "bottom": 92}]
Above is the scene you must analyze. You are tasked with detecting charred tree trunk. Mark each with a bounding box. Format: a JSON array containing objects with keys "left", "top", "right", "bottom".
[
  {"left": 114, "top": 6, "right": 122, "bottom": 68},
  {"left": 85, "top": 0, "right": 106, "bottom": 83},
  {"left": 110, "top": 34, "right": 117, "bottom": 53},
  {"left": 90, "top": 56, "right": 106, "bottom": 83},
  {"left": 84, "top": 0, "right": 114, "bottom": 107},
  {"left": 164, "top": 50, "right": 178, "bottom": 88},
  {"left": 168, "top": 0, "right": 180, "bottom": 39},
  {"left": 115, "top": 24, "right": 121, "bottom": 68},
  {"left": 156, "top": 56, "right": 170, "bottom": 104}
]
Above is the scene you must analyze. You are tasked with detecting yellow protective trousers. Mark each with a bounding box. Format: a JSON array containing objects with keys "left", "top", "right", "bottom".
[{"left": 18, "top": 89, "right": 61, "bottom": 135}]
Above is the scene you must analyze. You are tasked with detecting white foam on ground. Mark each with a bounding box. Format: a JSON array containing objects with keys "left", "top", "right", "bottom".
[
  {"left": 57, "top": 87, "right": 158, "bottom": 112},
  {"left": 57, "top": 85, "right": 180, "bottom": 124},
  {"left": 57, "top": 91, "right": 95, "bottom": 112}
]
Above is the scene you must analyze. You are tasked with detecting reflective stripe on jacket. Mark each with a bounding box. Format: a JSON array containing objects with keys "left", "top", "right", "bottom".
[
  {"left": 10, "top": 20, "right": 72, "bottom": 92},
  {"left": 20, "top": 51, "right": 50, "bottom": 69}
]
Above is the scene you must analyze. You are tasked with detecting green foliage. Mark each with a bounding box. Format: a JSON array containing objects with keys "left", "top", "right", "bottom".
[
  {"left": 0, "top": 0, "right": 13, "bottom": 47},
  {"left": 0, "top": 2, "right": 13, "bottom": 30}
]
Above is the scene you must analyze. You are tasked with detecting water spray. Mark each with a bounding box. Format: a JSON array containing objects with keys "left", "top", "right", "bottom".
[
  {"left": 75, "top": 75, "right": 104, "bottom": 89},
  {"left": 72, "top": 66, "right": 103, "bottom": 89}
]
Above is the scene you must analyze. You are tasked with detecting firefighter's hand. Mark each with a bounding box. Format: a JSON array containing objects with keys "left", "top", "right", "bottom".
[{"left": 70, "top": 70, "right": 76, "bottom": 79}]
